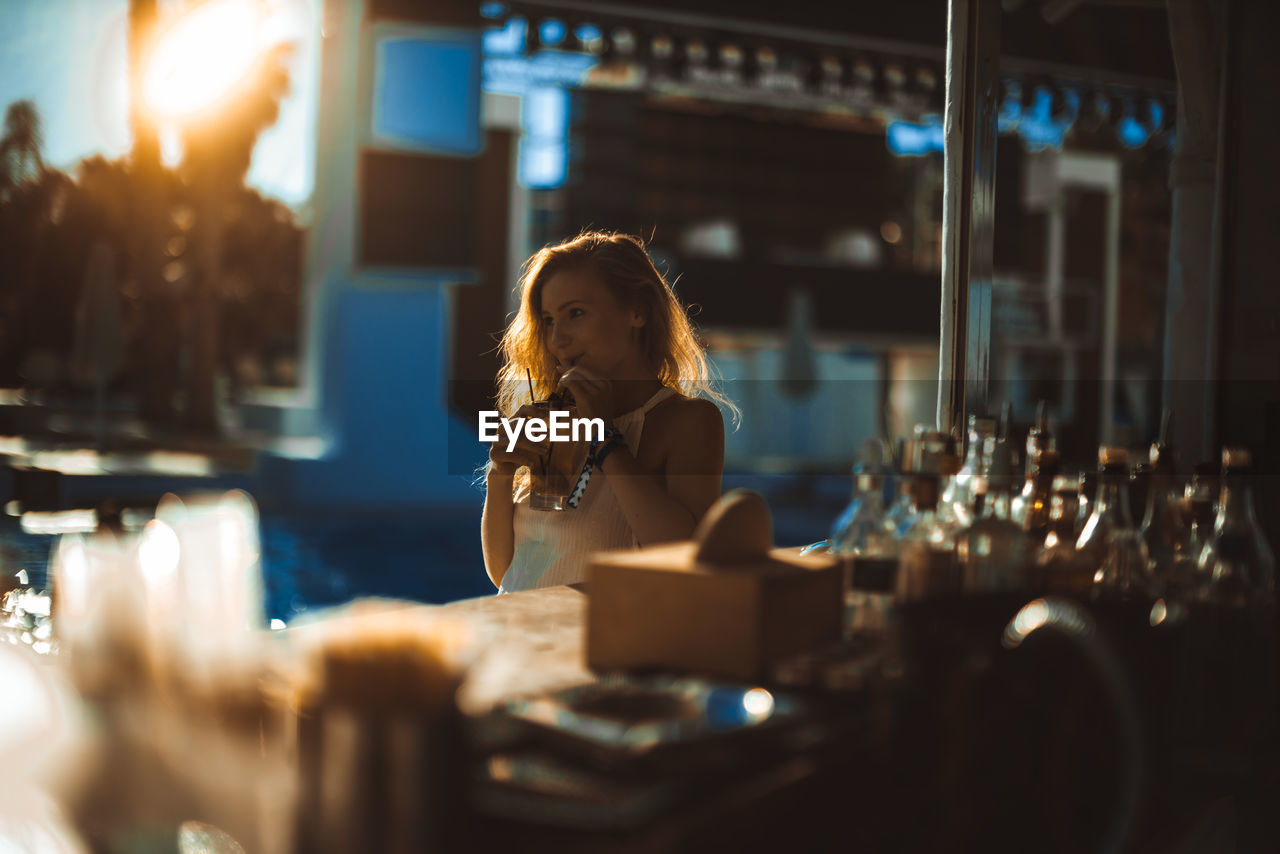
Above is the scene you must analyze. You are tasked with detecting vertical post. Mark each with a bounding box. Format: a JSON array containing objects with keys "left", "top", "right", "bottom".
[
  {"left": 1162, "top": 0, "right": 1223, "bottom": 465},
  {"left": 1099, "top": 184, "right": 1122, "bottom": 445},
  {"left": 938, "top": 0, "right": 1000, "bottom": 436}
]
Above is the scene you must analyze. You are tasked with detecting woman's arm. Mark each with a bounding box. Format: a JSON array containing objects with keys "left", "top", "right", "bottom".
[
  {"left": 481, "top": 465, "right": 516, "bottom": 589},
  {"left": 480, "top": 405, "right": 552, "bottom": 588},
  {"left": 599, "top": 399, "right": 724, "bottom": 546}
]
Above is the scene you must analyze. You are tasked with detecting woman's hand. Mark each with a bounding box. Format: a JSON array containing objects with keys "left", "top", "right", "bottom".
[
  {"left": 557, "top": 364, "right": 614, "bottom": 423},
  {"left": 488, "top": 403, "right": 552, "bottom": 474}
]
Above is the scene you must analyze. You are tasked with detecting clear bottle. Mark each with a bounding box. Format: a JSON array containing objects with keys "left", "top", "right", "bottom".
[
  {"left": 1139, "top": 419, "right": 1197, "bottom": 599},
  {"left": 1078, "top": 446, "right": 1152, "bottom": 598},
  {"left": 896, "top": 475, "right": 961, "bottom": 602},
  {"left": 940, "top": 415, "right": 995, "bottom": 529},
  {"left": 1037, "top": 475, "right": 1091, "bottom": 595},
  {"left": 1196, "top": 448, "right": 1276, "bottom": 607},
  {"left": 830, "top": 472, "right": 898, "bottom": 634},
  {"left": 933, "top": 436, "right": 969, "bottom": 542},
  {"left": 884, "top": 478, "right": 918, "bottom": 539},
  {"left": 831, "top": 468, "right": 870, "bottom": 549},
  {"left": 831, "top": 473, "right": 896, "bottom": 560},
  {"left": 887, "top": 426, "right": 949, "bottom": 538},
  {"left": 831, "top": 438, "right": 891, "bottom": 545},
  {"left": 1074, "top": 471, "right": 1095, "bottom": 539},
  {"left": 1184, "top": 462, "right": 1219, "bottom": 553},
  {"left": 1024, "top": 400, "right": 1055, "bottom": 477},
  {"left": 957, "top": 438, "right": 1032, "bottom": 593},
  {"left": 1012, "top": 449, "right": 1061, "bottom": 538}
]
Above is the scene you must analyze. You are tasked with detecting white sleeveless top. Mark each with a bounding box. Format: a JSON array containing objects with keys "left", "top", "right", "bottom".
[{"left": 499, "top": 387, "right": 678, "bottom": 593}]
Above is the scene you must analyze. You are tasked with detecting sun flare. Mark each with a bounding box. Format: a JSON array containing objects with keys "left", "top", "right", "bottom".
[{"left": 142, "top": 0, "right": 270, "bottom": 122}]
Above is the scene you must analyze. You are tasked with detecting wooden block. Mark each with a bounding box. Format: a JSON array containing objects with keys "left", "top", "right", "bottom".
[{"left": 586, "top": 491, "right": 841, "bottom": 682}]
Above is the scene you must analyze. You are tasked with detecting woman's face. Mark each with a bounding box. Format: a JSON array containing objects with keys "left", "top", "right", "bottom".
[{"left": 539, "top": 265, "right": 646, "bottom": 378}]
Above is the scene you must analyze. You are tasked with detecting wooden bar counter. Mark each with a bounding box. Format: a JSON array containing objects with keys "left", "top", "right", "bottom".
[{"left": 428, "top": 585, "right": 885, "bottom": 852}]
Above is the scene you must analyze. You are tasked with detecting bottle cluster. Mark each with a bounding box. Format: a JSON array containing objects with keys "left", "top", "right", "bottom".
[{"left": 828, "top": 406, "right": 1277, "bottom": 624}]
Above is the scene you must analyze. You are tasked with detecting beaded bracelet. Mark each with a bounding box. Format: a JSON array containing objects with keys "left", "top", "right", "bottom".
[
  {"left": 565, "top": 427, "right": 624, "bottom": 509},
  {"left": 590, "top": 426, "right": 625, "bottom": 470}
]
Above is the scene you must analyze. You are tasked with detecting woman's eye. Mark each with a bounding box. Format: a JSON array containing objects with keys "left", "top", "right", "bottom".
[
  {"left": 541, "top": 316, "right": 553, "bottom": 327},
  {"left": 568, "top": 308, "right": 584, "bottom": 318}
]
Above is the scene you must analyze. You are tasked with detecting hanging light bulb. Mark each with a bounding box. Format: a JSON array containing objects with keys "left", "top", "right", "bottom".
[
  {"left": 684, "top": 39, "right": 709, "bottom": 66},
  {"left": 571, "top": 22, "right": 604, "bottom": 55},
  {"left": 719, "top": 42, "right": 744, "bottom": 71},
  {"left": 536, "top": 18, "right": 567, "bottom": 49},
  {"left": 603, "top": 26, "right": 637, "bottom": 63},
  {"left": 1115, "top": 95, "right": 1150, "bottom": 147}
]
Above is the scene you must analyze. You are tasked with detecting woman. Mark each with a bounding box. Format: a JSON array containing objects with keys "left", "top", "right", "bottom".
[{"left": 482, "top": 231, "right": 735, "bottom": 592}]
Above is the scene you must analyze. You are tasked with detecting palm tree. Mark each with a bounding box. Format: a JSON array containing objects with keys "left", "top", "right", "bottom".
[{"left": 0, "top": 100, "right": 47, "bottom": 198}]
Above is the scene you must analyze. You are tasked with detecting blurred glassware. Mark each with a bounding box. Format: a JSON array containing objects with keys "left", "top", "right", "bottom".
[
  {"left": 896, "top": 475, "right": 960, "bottom": 601},
  {"left": 940, "top": 414, "right": 995, "bottom": 531},
  {"left": 1196, "top": 448, "right": 1276, "bottom": 607},
  {"left": 1037, "top": 475, "right": 1092, "bottom": 595},
  {"left": 884, "top": 477, "right": 918, "bottom": 539},
  {"left": 957, "top": 436, "right": 1032, "bottom": 593},
  {"left": 830, "top": 438, "right": 891, "bottom": 546},
  {"left": 1024, "top": 401, "right": 1055, "bottom": 477},
  {"left": 1184, "top": 461, "right": 1220, "bottom": 550},
  {"left": 1012, "top": 448, "right": 1061, "bottom": 540},
  {"left": 1139, "top": 416, "right": 1197, "bottom": 598},
  {"left": 1078, "top": 447, "right": 1152, "bottom": 599},
  {"left": 830, "top": 471, "right": 897, "bottom": 634},
  {"left": 526, "top": 399, "right": 590, "bottom": 512},
  {"left": 1075, "top": 470, "right": 1096, "bottom": 537}
]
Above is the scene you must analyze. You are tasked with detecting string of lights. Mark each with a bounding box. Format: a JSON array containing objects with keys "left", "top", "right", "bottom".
[{"left": 481, "top": 0, "right": 1176, "bottom": 152}]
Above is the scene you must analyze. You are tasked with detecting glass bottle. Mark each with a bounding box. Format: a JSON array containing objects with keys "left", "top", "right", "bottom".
[
  {"left": 896, "top": 475, "right": 961, "bottom": 602},
  {"left": 1024, "top": 400, "right": 1055, "bottom": 477},
  {"left": 940, "top": 415, "right": 995, "bottom": 529},
  {"left": 831, "top": 439, "right": 891, "bottom": 544},
  {"left": 884, "top": 477, "right": 918, "bottom": 539},
  {"left": 831, "top": 463, "right": 870, "bottom": 549},
  {"left": 1139, "top": 421, "right": 1197, "bottom": 599},
  {"left": 831, "top": 472, "right": 898, "bottom": 634},
  {"left": 1074, "top": 471, "right": 1095, "bottom": 539},
  {"left": 1078, "top": 446, "right": 1152, "bottom": 599},
  {"left": 1012, "top": 449, "right": 1061, "bottom": 538},
  {"left": 887, "top": 426, "right": 949, "bottom": 538},
  {"left": 1196, "top": 448, "right": 1276, "bottom": 607},
  {"left": 933, "top": 436, "right": 970, "bottom": 541},
  {"left": 1037, "top": 475, "right": 1091, "bottom": 595},
  {"left": 1184, "top": 462, "right": 1219, "bottom": 552},
  {"left": 957, "top": 438, "right": 1031, "bottom": 593},
  {"left": 832, "top": 473, "right": 896, "bottom": 564}
]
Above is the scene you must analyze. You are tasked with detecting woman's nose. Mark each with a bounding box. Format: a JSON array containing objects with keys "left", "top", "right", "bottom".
[{"left": 550, "top": 324, "right": 571, "bottom": 350}]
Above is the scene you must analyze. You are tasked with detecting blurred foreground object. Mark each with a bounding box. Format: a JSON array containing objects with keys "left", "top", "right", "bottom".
[
  {"left": 43, "top": 490, "right": 290, "bottom": 854},
  {"left": 289, "top": 602, "right": 470, "bottom": 854}
]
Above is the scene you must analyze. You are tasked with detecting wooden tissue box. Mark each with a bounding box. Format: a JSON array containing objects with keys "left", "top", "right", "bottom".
[{"left": 586, "top": 490, "right": 841, "bottom": 682}]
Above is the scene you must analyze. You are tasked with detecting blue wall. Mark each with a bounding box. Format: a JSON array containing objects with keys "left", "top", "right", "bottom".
[{"left": 262, "top": 280, "right": 483, "bottom": 510}]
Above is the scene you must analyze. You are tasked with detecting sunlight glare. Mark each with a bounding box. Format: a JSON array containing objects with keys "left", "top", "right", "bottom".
[{"left": 143, "top": 0, "right": 269, "bottom": 122}]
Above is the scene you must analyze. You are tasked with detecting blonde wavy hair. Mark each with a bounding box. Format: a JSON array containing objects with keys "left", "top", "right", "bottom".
[{"left": 495, "top": 231, "right": 738, "bottom": 422}]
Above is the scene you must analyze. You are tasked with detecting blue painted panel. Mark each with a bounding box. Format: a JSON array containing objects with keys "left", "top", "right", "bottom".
[
  {"left": 282, "top": 283, "right": 481, "bottom": 508},
  {"left": 372, "top": 34, "right": 482, "bottom": 155}
]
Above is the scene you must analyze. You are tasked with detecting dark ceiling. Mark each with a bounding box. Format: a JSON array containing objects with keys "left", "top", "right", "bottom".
[{"left": 585, "top": 0, "right": 1176, "bottom": 83}]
